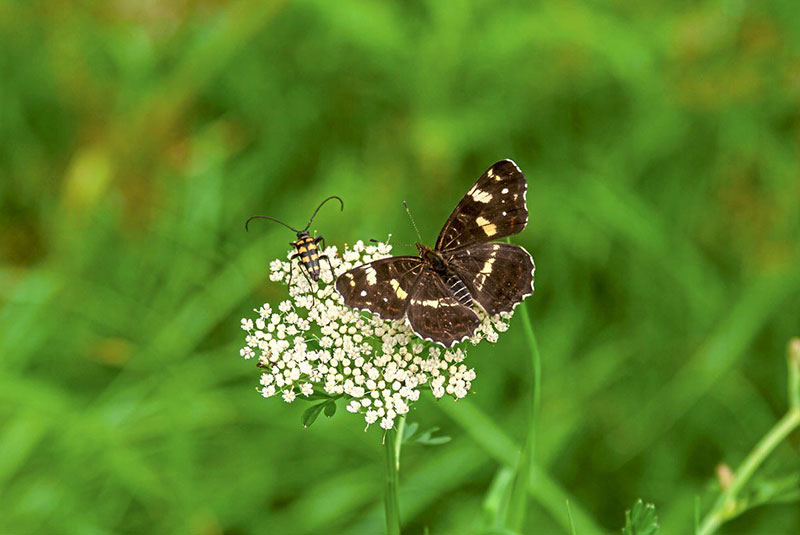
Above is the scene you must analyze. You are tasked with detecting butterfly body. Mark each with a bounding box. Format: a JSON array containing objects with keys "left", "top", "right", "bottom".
[
  {"left": 336, "top": 160, "right": 534, "bottom": 347},
  {"left": 416, "top": 243, "right": 474, "bottom": 308}
]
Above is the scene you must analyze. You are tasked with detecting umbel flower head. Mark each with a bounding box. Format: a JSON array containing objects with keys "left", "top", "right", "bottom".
[{"left": 239, "top": 240, "right": 513, "bottom": 430}]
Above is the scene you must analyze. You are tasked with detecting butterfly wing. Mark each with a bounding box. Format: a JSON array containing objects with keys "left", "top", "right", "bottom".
[
  {"left": 406, "top": 270, "right": 481, "bottom": 347},
  {"left": 335, "top": 257, "right": 425, "bottom": 319},
  {"left": 446, "top": 242, "right": 535, "bottom": 315},
  {"left": 435, "top": 159, "right": 528, "bottom": 252}
]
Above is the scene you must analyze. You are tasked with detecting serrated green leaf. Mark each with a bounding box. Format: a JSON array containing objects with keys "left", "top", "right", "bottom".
[
  {"left": 622, "top": 500, "right": 659, "bottom": 535},
  {"left": 301, "top": 401, "right": 327, "bottom": 428},
  {"left": 323, "top": 399, "right": 336, "bottom": 417}
]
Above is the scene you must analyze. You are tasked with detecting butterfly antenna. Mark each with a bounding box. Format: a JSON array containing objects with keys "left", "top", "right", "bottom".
[
  {"left": 303, "top": 195, "right": 344, "bottom": 231},
  {"left": 369, "top": 234, "right": 393, "bottom": 244},
  {"left": 245, "top": 215, "right": 300, "bottom": 233},
  {"left": 403, "top": 201, "right": 424, "bottom": 243},
  {"left": 369, "top": 235, "right": 408, "bottom": 247}
]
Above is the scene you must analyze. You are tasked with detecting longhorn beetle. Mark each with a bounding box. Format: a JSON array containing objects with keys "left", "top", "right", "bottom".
[{"left": 246, "top": 196, "right": 343, "bottom": 287}]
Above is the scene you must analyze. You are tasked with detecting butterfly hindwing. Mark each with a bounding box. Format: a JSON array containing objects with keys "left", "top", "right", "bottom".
[
  {"left": 435, "top": 159, "right": 528, "bottom": 252},
  {"left": 335, "top": 257, "right": 425, "bottom": 319},
  {"left": 446, "top": 242, "right": 535, "bottom": 315},
  {"left": 335, "top": 159, "right": 534, "bottom": 347},
  {"left": 406, "top": 270, "right": 481, "bottom": 347}
]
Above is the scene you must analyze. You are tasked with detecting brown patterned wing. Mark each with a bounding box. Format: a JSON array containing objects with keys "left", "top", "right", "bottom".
[
  {"left": 435, "top": 159, "right": 528, "bottom": 252},
  {"left": 335, "top": 257, "right": 425, "bottom": 319},
  {"left": 406, "top": 270, "right": 481, "bottom": 347},
  {"left": 446, "top": 242, "right": 535, "bottom": 315}
]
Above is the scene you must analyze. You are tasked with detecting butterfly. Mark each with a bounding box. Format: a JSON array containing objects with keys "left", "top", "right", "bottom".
[{"left": 335, "top": 160, "right": 535, "bottom": 347}]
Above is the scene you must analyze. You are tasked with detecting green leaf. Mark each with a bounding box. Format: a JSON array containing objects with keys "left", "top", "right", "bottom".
[
  {"left": 504, "top": 438, "right": 531, "bottom": 531},
  {"left": 401, "top": 421, "right": 419, "bottom": 443},
  {"left": 412, "top": 426, "right": 452, "bottom": 446},
  {"left": 470, "top": 528, "right": 522, "bottom": 535},
  {"left": 323, "top": 399, "right": 336, "bottom": 418},
  {"left": 622, "top": 500, "right": 659, "bottom": 535},
  {"left": 301, "top": 401, "right": 327, "bottom": 428},
  {"left": 566, "top": 500, "right": 578, "bottom": 535},
  {"left": 747, "top": 472, "right": 800, "bottom": 508},
  {"left": 416, "top": 435, "right": 451, "bottom": 446},
  {"left": 303, "top": 391, "right": 334, "bottom": 401},
  {"left": 482, "top": 466, "right": 514, "bottom": 528}
]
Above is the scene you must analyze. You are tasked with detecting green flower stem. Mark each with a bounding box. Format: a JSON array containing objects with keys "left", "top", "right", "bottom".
[
  {"left": 519, "top": 300, "right": 541, "bottom": 458},
  {"left": 383, "top": 415, "right": 405, "bottom": 535},
  {"left": 504, "top": 297, "right": 541, "bottom": 530},
  {"left": 697, "top": 340, "right": 800, "bottom": 535}
]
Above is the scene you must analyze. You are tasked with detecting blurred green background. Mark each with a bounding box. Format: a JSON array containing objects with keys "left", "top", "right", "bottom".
[{"left": 2, "top": 1, "right": 800, "bottom": 533}]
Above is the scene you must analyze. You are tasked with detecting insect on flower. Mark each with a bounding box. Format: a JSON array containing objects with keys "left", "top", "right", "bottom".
[
  {"left": 246, "top": 196, "right": 344, "bottom": 286},
  {"left": 335, "top": 160, "right": 535, "bottom": 347},
  {"left": 240, "top": 240, "right": 511, "bottom": 430}
]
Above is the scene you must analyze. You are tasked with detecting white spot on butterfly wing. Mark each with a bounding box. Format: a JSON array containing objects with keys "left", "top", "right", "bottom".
[
  {"left": 502, "top": 187, "right": 509, "bottom": 194},
  {"left": 471, "top": 189, "right": 493, "bottom": 203},
  {"left": 365, "top": 266, "right": 377, "bottom": 285},
  {"left": 475, "top": 216, "right": 497, "bottom": 237},
  {"left": 389, "top": 279, "right": 408, "bottom": 299},
  {"left": 360, "top": 290, "right": 367, "bottom": 297}
]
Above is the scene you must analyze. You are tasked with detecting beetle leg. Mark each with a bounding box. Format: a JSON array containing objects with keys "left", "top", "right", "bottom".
[
  {"left": 319, "top": 255, "right": 334, "bottom": 280},
  {"left": 298, "top": 264, "right": 317, "bottom": 307}
]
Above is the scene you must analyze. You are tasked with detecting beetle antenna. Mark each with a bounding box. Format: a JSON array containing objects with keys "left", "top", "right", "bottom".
[
  {"left": 403, "top": 201, "right": 424, "bottom": 243},
  {"left": 245, "top": 215, "right": 300, "bottom": 233},
  {"left": 303, "top": 195, "right": 344, "bottom": 231}
]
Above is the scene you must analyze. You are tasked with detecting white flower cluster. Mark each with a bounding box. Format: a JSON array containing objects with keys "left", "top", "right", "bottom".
[{"left": 240, "top": 240, "right": 512, "bottom": 430}]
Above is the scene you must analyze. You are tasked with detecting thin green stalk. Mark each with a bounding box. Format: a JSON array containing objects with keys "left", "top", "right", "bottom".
[
  {"left": 383, "top": 415, "right": 405, "bottom": 535},
  {"left": 697, "top": 340, "right": 800, "bottom": 535},
  {"left": 504, "top": 298, "right": 541, "bottom": 530},
  {"left": 519, "top": 300, "right": 542, "bottom": 458},
  {"left": 696, "top": 410, "right": 800, "bottom": 535},
  {"left": 566, "top": 500, "right": 577, "bottom": 535}
]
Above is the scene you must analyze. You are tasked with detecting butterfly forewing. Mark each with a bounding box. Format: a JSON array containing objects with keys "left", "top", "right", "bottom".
[
  {"left": 435, "top": 159, "right": 528, "bottom": 252},
  {"left": 406, "top": 270, "right": 481, "bottom": 346},
  {"left": 335, "top": 257, "right": 424, "bottom": 319},
  {"left": 335, "top": 158, "right": 535, "bottom": 347},
  {"left": 446, "top": 242, "right": 535, "bottom": 316}
]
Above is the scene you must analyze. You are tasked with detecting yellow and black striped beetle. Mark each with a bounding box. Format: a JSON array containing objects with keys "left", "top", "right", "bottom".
[{"left": 246, "top": 196, "right": 343, "bottom": 287}]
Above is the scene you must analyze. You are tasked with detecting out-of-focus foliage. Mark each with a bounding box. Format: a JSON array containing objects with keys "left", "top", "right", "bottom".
[
  {"left": 622, "top": 500, "right": 659, "bottom": 535},
  {"left": 1, "top": 1, "right": 799, "bottom": 533}
]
